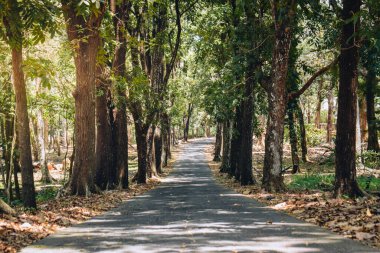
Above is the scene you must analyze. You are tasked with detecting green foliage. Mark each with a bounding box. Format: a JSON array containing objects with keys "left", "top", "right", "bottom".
[
  {"left": 36, "top": 187, "right": 58, "bottom": 202},
  {"left": 288, "top": 173, "right": 334, "bottom": 191},
  {"left": 305, "top": 124, "right": 325, "bottom": 147},
  {"left": 360, "top": 151, "right": 380, "bottom": 169},
  {"left": 0, "top": 0, "right": 60, "bottom": 47}
]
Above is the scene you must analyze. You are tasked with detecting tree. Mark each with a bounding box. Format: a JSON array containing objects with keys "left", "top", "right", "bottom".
[
  {"left": 334, "top": 0, "right": 364, "bottom": 198},
  {"left": 0, "top": 0, "right": 58, "bottom": 207},
  {"left": 126, "top": 0, "right": 181, "bottom": 183},
  {"left": 61, "top": 0, "right": 106, "bottom": 195},
  {"left": 112, "top": 0, "right": 129, "bottom": 189},
  {"left": 262, "top": 0, "right": 296, "bottom": 192}
]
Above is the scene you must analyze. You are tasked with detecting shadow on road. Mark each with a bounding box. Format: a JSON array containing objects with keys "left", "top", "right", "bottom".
[{"left": 22, "top": 139, "right": 379, "bottom": 253}]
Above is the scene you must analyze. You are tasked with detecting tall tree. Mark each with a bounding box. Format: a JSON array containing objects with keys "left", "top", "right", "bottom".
[
  {"left": 112, "top": 0, "right": 129, "bottom": 189},
  {"left": 127, "top": 0, "right": 181, "bottom": 183},
  {"left": 262, "top": 0, "right": 296, "bottom": 192},
  {"left": 334, "top": 0, "right": 363, "bottom": 198},
  {"left": 61, "top": 0, "right": 106, "bottom": 195},
  {"left": 0, "top": 0, "right": 57, "bottom": 207}
]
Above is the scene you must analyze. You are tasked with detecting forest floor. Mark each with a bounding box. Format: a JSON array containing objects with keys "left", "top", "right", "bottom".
[
  {"left": 0, "top": 141, "right": 185, "bottom": 253},
  {"left": 206, "top": 143, "right": 380, "bottom": 250}
]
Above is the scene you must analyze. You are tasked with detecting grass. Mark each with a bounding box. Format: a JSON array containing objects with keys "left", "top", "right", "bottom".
[
  {"left": 36, "top": 187, "right": 58, "bottom": 202},
  {"left": 288, "top": 174, "right": 380, "bottom": 192}
]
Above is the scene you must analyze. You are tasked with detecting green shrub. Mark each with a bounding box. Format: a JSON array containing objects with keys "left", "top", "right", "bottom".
[
  {"left": 36, "top": 187, "right": 58, "bottom": 202},
  {"left": 305, "top": 124, "right": 326, "bottom": 147},
  {"left": 360, "top": 151, "right": 380, "bottom": 169}
]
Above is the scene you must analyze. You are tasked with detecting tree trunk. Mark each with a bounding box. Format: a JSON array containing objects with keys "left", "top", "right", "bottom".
[
  {"left": 154, "top": 127, "right": 162, "bottom": 174},
  {"left": 146, "top": 126, "right": 158, "bottom": 178},
  {"left": 365, "top": 67, "right": 379, "bottom": 152},
  {"left": 213, "top": 122, "right": 222, "bottom": 161},
  {"left": 183, "top": 103, "right": 192, "bottom": 142},
  {"left": 6, "top": 121, "right": 17, "bottom": 203},
  {"left": 359, "top": 98, "right": 367, "bottom": 142},
  {"left": 0, "top": 199, "right": 15, "bottom": 215},
  {"left": 238, "top": 67, "right": 255, "bottom": 185},
  {"left": 314, "top": 79, "right": 323, "bottom": 129},
  {"left": 11, "top": 46, "right": 36, "bottom": 208},
  {"left": 34, "top": 77, "right": 54, "bottom": 184},
  {"left": 230, "top": 103, "right": 243, "bottom": 179},
  {"left": 114, "top": 92, "right": 129, "bottom": 189},
  {"left": 306, "top": 100, "right": 312, "bottom": 124},
  {"left": 288, "top": 103, "right": 300, "bottom": 174},
  {"left": 220, "top": 120, "right": 232, "bottom": 174},
  {"left": 43, "top": 119, "right": 49, "bottom": 148},
  {"left": 31, "top": 120, "right": 39, "bottom": 162},
  {"left": 112, "top": 0, "right": 129, "bottom": 189},
  {"left": 11, "top": 120, "right": 21, "bottom": 200},
  {"left": 3, "top": 99, "right": 13, "bottom": 201},
  {"left": 161, "top": 113, "right": 171, "bottom": 167},
  {"left": 134, "top": 124, "right": 148, "bottom": 184},
  {"left": 262, "top": 0, "right": 295, "bottom": 192},
  {"left": 55, "top": 134, "right": 61, "bottom": 157},
  {"left": 69, "top": 51, "right": 98, "bottom": 195},
  {"left": 356, "top": 100, "right": 363, "bottom": 162},
  {"left": 95, "top": 69, "right": 113, "bottom": 190},
  {"left": 62, "top": 2, "right": 105, "bottom": 195},
  {"left": 297, "top": 102, "right": 308, "bottom": 162},
  {"left": 13, "top": 159, "right": 21, "bottom": 200},
  {"left": 334, "top": 0, "right": 364, "bottom": 198},
  {"left": 326, "top": 84, "right": 334, "bottom": 143},
  {"left": 37, "top": 108, "right": 54, "bottom": 184}
]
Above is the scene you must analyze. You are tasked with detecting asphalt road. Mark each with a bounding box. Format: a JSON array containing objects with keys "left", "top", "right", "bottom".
[{"left": 22, "top": 138, "right": 379, "bottom": 253}]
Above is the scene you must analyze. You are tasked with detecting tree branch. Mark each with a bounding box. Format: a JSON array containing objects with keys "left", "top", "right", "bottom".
[
  {"left": 163, "top": 0, "right": 181, "bottom": 85},
  {"left": 180, "top": 0, "right": 198, "bottom": 17},
  {"left": 288, "top": 56, "right": 339, "bottom": 100}
]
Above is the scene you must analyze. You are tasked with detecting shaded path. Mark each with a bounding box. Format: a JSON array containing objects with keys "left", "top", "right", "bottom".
[{"left": 23, "top": 139, "right": 378, "bottom": 253}]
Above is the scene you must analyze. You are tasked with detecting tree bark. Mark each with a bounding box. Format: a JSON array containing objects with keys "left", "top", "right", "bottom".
[
  {"left": 161, "top": 113, "right": 171, "bottom": 167},
  {"left": 134, "top": 123, "right": 148, "bottom": 184},
  {"left": 213, "top": 122, "right": 222, "bottom": 161},
  {"left": 334, "top": 0, "right": 364, "bottom": 198},
  {"left": 297, "top": 102, "right": 308, "bottom": 162},
  {"left": 95, "top": 68, "right": 113, "bottom": 190},
  {"left": 2, "top": 87, "right": 13, "bottom": 201},
  {"left": 62, "top": 1, "right": 105, "bottom": 195},
  {"left": 183, "top": 103, "right": 192, "bottom": 142},
  {"left": 359, "top": 98, "right": 367, "bottom": 142},
  {"left": 112, "top": 0, "right": 129, "bottom": 189},
  {"left": 314, "top": 79, "right": 323, "bottom": 129},
  {"left": 37, "top": 108, "right": 54, "bottom": 184},
  {"left": 238, "top": 67, "right": 255, "bottom": 185},
  {"left": 326, "top": 77, "right": 335, "bottom": 143},
  {"left": 11, "top": 46, "right": 36, "bottom": 207},
  {"left": 10, "top": 120, "right": 21, "bottom": 201},
  {"left": 365, "top": 67, "right": 379, "bottom": 152},
  {"left": 146, "top": 126, "right": 158, "bottom": 178},
  {"left": 262, "top": 0, "right": 295, "bottom": 192},
  {"left": 230, "top": 103, "right": 243, "bottom": 179},
  {"left": 154, "top": 127, "right": 162, "bottom": 174},
  {"left": 0, "top": 199, "right": 15, "bottom": 215},
  {"left": 288, "top": 102, "right": 300, "bottom": 173},
  {"left": 220, "top": 120, "right": 232, "bottom": 174}
]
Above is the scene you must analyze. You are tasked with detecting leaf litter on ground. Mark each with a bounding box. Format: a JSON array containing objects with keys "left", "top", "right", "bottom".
[
  {"left": 206, "top": 145, "right": 380, "bottom": 250},
  {"left": 0, "top": 142, "right": 184, "bottom": 253}
]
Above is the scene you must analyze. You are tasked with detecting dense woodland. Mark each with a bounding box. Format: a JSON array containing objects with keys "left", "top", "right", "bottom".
[{"left": 0, "top": 0, "right": 378, "bottom": 216}]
